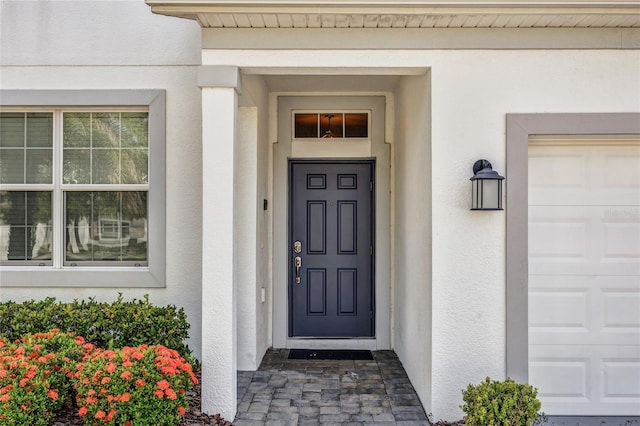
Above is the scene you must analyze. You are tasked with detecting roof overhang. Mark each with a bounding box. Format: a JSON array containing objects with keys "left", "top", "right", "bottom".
[{"left": 146, "top": 1, "right": 640, "bottom": 28}]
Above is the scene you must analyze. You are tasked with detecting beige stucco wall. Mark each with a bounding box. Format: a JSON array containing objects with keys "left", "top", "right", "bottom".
[
  {"left": 393, "top": 72, "right": 433, "bottom": 415},
  {"left": 3, "top": 0, "right": 640, "bottom": 421},
  {"left": 0, "top": 1, "right": 204, "bottom": 360},
  {"left": 200, "top": 47, "right": 640, "bottom": 419}
]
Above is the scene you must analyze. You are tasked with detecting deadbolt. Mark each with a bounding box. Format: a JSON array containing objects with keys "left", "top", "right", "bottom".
[{"left": 293, "top": 240, "right": 302, "bottom": 253}]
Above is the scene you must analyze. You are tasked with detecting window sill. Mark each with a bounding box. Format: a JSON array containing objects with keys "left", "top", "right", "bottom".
[{"left": 0, "top": 267, "right": 164, "bottom": 288}]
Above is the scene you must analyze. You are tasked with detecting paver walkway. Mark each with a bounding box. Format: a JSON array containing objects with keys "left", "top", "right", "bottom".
[{"left": 234, "top": 349, "right": 430, "bottom": 425}]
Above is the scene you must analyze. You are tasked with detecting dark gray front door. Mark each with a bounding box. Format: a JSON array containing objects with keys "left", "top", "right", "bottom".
[{"left": 289, "top": 160, "right": 374, "bottom": 337}]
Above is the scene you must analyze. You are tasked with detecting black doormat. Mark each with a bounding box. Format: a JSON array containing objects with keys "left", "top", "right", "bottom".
[{"left": 288, "top": 349, "right": 373, "bottom": 360}]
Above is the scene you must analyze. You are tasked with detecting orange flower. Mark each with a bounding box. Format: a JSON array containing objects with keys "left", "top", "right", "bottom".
[
  {"left": 75, "top": 336, "right": 85, "bottom": 345},
  {"left": 106, "top": 410, "right": 116, "bottom": 422},
  {"left": 78, "top": 407, "right": 88, "bottom": 417},
  {"left": 0, "top": 394, "right": 10, "bottom": 402},
  {"left": 122, "top": 360, "right": 133, "bottom": 368},
  {"left": 120, "top": 370, "right": 132, "bottom": 380},
  {"left": 19, "top": 378, "right": 28, "bottom": 387},
  {"left": 101, "top": 377, "right": 111, "bottom": 384},
  {"left": 95, "top": 410, "right": 106, "bottom": 419},
  {"left": 135, "top": 379, "right": 146, "bottom": 387},
  {"left": 154, "top": 389, "right": 164, "bottom": 398},
  {"left": 106, "top": 362, "right": 117, "bottom": 373},
  {"left": 124, "top": 422, "right": 132, "bottom": 426},
  {"left": 165, "top": 388, "right": 177, "bottom": 400},
  {"left": 157, "top": 379, "right": 170, "bottom": 390},
  {"left": 48, "top": 389, "right": 58, "bottom": 401},
  {"left": 178, "top": 406, "right": 186, "bottom": 416},
  {"left": 120, "top": 392, "right": 131, "bottom": 402}
]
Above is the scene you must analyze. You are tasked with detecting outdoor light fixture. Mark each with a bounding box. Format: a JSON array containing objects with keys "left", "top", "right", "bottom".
[{"left": 470, "top": 159, "right": 505, "bottom": 211}]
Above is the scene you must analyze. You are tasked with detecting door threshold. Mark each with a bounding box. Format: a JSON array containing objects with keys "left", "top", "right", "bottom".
[{"left": 286, "top": 339, "right": 379, "bottom": 351}]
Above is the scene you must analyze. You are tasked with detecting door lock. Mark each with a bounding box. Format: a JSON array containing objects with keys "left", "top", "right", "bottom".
[{"left": 293, "top": 240, "right": 302, "bottom": 253}]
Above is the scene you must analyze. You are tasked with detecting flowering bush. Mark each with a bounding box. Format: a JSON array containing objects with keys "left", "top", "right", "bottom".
[
  {"left": 0, "top": 330, "right": 92, "bottom": 425},
  {"left": 74, "top": 344, "right": 197, "bottom": 425}
]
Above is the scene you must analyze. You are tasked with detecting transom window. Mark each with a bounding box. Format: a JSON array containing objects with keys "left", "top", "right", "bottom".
[
  {"left": 0, "top": 109, "right": 149, "bottom": 267},
  {"left": 293, "top": 111, "right": 369, "bottom": 139}
]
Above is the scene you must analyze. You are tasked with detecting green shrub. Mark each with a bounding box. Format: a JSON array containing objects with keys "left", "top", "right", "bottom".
[
  {"left": 461, "top": 377, "right": 543, "bottom": 426},
  {"left": 0, "top": 295, "right": 193, "bottom": 363}
]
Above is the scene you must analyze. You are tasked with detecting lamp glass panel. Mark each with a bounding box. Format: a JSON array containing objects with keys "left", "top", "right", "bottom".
[
  {"left": 472, "top": 180, "right": 479, "bottom": 209},
  {"left": 481, "top": 179, "right": 500, "bottom": 209}
]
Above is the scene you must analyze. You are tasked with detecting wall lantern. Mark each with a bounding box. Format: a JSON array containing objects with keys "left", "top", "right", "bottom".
[{"left": 470, "top": 159, "right": 505, "bottom": 211}]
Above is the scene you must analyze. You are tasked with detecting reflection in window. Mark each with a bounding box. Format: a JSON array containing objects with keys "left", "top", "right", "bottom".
[
  {"left": 0, "top": 191, "right": 52, "bottom": 263},
  {"left": 63, "top": 112, "right": 148, "bottom": 185},
  {"left": 0, "top": 109, "right": 150, "bottom": 267},
  {"left": 0, "top": 113, "right": 53, "bottom": 184},
  {"left": 65, "top": 191, "right": 147, "bottom": 265},
  {"left": 294, "top": 112, "right": 369, "bottom": 139}
]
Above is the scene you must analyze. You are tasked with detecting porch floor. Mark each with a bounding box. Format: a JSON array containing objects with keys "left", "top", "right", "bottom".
[{"left": 235, "top": 349, "right": 429, "bottom": 425}]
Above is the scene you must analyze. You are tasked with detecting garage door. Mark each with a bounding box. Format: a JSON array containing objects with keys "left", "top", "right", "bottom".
[{"left": 528, "top": 140, "right": 640, "bottom": 415}]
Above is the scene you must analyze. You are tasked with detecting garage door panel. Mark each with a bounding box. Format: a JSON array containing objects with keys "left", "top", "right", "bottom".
[
  {"left": 529, "top": 355, "right": 589, "bottom": 399},
  {"left": 529, "top": 152, "right": 587, "bottom": 190},
  {"left": 603, "top": 221, "right": 640, "bottom": 261},
  {"left": 603, "top": 289, "right": 640, "bottom": 330},
  {"left": 528, "top": 140, "right": 640, "bottom": 416},
  {"left": 529, "top": 145, "right": 640, "bottom": 206},
  {"left": 530, "top": 205, "right": 640, "bottom": 276},
  {"left": 603, "top": 359, "right": 640, "bottom": 400},
  {"left": 604, "top": 155, "right": 640, "bottom": 189},
  {"left": 529, "top": 289, "right": 588, "bottom": 329},
  {"left": 529, "top": 345, "right": 640, "bottom": 415},
  {"left": 529, "top": 276, "right": 640, "bottom": 346}
]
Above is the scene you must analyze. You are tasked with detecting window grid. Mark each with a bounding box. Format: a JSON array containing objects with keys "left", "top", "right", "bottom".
[
  {"left": 1, "top": 108, "right": 149, "bottom": 268},
  {"left": 292, "top": 110, "right": 370, "bottom": 140}
]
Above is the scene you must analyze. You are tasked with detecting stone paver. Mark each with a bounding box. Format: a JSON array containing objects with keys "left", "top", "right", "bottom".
[{"left": 235, "top": 349, "right": 429, "bottom": 425}]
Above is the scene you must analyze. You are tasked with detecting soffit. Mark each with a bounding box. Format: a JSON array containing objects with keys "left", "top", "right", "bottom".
[{"left": 146, "top": 1, "right": 640, "bottom": 28}]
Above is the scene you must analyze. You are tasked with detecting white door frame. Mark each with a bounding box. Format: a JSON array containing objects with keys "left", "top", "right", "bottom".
[{"left": 271, "top": 94, "right": 392, "bottom": 350}]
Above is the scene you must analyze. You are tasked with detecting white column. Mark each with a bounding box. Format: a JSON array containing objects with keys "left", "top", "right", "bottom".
[{"left": 200, "top": 66, "right": 241, "bottom": 420}]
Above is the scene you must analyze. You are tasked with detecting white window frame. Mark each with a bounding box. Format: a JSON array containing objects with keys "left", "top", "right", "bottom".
[{"left": 0, "top": 90, "right": 165, "bottom": 287}]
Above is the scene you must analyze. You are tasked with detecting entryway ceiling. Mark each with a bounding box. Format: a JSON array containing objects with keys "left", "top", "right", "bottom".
[{"left": 146, "top": 1, "right": 640, "bottom": 28}]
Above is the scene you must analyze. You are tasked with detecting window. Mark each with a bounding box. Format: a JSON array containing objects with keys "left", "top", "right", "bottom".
[
  {"left": 294, "top": 111, "right": 369, "bottom": 139},
  {"left": 0, "top": 90, "right": 165, "bottom": 287}
]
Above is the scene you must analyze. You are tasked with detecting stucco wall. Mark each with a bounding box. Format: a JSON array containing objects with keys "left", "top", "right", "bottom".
[
  {"left": 235, "top": 74, "right": 271, "bottom": 370},
  {"left": 201, "top": 47, "right": 639, "bottom": 419},
  {"left": 428, "top": 49, "right": 640, "bottom": 420},
  {"left": 0, "top": 1, "right": 204, "bottom": 359},
  {"left": 393, "top": 72, "right": 433, "bottom": 416}
]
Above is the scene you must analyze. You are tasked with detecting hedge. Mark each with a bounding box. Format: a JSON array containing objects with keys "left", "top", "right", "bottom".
[{"left": 0, "top": 295, "right": 193, "bottom": 363}]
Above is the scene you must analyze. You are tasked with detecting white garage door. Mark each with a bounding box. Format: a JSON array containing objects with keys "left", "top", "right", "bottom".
[{"left": 528, "top": 140, "right": 640, "bottom": 415}]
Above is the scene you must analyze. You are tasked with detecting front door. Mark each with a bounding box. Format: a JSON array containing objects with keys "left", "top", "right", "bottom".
[{"left": 289, "top": 160, "right": 374, "bottom": 337}]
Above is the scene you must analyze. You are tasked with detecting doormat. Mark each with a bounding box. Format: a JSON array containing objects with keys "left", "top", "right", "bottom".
[{"left": 288, "top": 349, "right": 374, "bottom": 360}]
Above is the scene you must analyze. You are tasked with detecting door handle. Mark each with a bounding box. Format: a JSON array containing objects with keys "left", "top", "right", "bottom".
[{"left": 294, "top": 256, "right": 302, "bottom": 284}]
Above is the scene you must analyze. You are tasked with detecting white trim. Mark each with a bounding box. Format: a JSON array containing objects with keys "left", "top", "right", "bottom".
[
  {"left": 272, "top": 94, "right": 391, "bottom": 350},
  {"left": 287, "top": 339, "right": 378, "bottom": 350},
  {"left": 201, "top": 28, "right": 640, "bottom": 50},
  {"left": 0, "top": 90, "right": 166, "bottom": 288}
]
